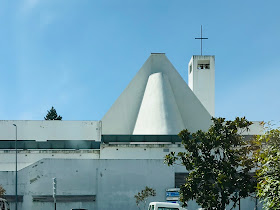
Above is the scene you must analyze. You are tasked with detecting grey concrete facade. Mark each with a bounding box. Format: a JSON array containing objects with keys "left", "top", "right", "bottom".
[
  {"left": 0, "top": 157, "right": 261, "bottom": 210},
  {"left": 0, "top": 159, "right": 174, "bottom": 210}
]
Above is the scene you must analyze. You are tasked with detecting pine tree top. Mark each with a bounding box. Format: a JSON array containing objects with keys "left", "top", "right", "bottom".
[{"left": 44, "top": 106, "right": 62, "bottom": 120}]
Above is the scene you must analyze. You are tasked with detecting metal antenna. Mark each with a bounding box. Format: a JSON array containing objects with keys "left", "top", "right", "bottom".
[{"left": 195, "top": 25, "right": 208, "bottom": 55}]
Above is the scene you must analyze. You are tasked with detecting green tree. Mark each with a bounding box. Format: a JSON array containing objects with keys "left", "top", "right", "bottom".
[
  {"left": 165, "top": 117, "right": 256, "bottom": 210},
  {"left": 44, "top": 106, "right": 62, "bottom": 120},
  {"left": 134, "top": 186, "right": 156, "bottom": 210},
  {"left": 253, "top": 124, "right": 280, "bottom": 209}
]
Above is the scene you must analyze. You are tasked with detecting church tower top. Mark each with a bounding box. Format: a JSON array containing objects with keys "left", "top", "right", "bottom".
[{"left": 188, "top": 55, "right": 215, "bottom": 116}]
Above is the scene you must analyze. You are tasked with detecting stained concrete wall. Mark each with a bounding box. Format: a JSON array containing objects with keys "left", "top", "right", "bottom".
[
  {"left": 100, "top": 143, "right": 185, "bottom": 159},
  {"left": 0, "top": 149, "right": 100, "bottom": 171},
  {"left": 0, "top": 158, "right": 262, "bottom": 210},
  {"left": 0, "top": 121, "right": 101, "bottom": 141},
  {"left": 0, "top": 159, "right": 174, "bottom": 210}
]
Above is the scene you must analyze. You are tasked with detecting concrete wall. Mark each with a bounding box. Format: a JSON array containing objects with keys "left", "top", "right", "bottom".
[
  {"left": 100, "top": 143, "right": 185, "bottom": 159},
  {"left": 0, "top": 171, "right": 24, "bottom": 210},
  {"left": 0, "top": 121, "right": 101, "bottom": 141},
  {"left": 243, "top": 121, "right": 264, "bottom": 135},
  {"left": 0, "top": 130, "right": 262, "bottom": 171},
  {"left": 0, "top": 159, "right": 174, "bottom": 210},
  {"left": 0, "top": 158, "right": 262, "bottom": 210},
  {"left": 0, "top": 149, "right": 100, "bottom": 171}
]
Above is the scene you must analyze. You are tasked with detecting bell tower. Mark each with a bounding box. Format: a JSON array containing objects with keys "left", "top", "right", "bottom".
[{"left": 188, "top": 55, "right": 215, "bottom": 116}]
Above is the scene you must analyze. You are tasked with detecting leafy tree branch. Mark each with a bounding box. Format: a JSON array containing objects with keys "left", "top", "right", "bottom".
[
  {"left": 165, "top": 117, "right": 256, "bottom": 210},
  {"left": 0, "top": 185, "right": 6, "bottom": 197},
  {"left": 134, "top": 186, "right": 156, "bottom": 210},
  {"left": 253, "top": 123, "right": 280, "bottom": 209}
]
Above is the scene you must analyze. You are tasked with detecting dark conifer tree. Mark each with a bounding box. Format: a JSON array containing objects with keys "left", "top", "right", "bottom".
[{"left": 44, "top": 106, "right": 62, "bottom": 120}]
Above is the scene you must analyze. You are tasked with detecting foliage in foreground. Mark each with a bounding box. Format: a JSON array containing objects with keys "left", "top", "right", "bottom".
[
  {"left": 134, "top": 186, "right": 156, "bottom": 210},
  {"left": 165, "top": 117, "right": 256, "bottom": 210},
  {"left": 253, "top": 124, "right": 280, "bottom": 209},
  {"left": 0, "top": 185, "right": 6, "bottom": 197},
  {"left": 44, "top": 106, "right": 62, "bottom": 120}
]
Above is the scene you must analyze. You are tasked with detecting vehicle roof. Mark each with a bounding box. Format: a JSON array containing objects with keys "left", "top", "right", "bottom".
[{"left": 149, "top": 202, "right": 180, "bottom": 207}]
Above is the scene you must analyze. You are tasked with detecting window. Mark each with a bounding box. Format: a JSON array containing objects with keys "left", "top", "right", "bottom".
[
  {"left": 189, "top": 64, "right": 192, "bottom": 73},
  {"left": 149, "top": 205, "right": 155, "bottom": 210},
  {"left": 197, "top": 60, "right": 210, "bottom": 70},
  {"left": 158, "top": 208, "right": 179, "bottom": 210},
  {"left": 175, "top": 173, "right": 189, "bottom": 188}
]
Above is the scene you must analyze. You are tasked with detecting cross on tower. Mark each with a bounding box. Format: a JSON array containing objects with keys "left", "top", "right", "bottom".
[{"left": 195, "top": 25, "right": 208, "bottom": 55}]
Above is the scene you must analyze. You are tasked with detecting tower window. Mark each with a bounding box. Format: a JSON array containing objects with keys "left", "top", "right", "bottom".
[
  {"left": 197, "top": 60, "right": 210, "bottom": 70},
  {"left": 189, "top": 64, "right": 192, "bottom": 73}
]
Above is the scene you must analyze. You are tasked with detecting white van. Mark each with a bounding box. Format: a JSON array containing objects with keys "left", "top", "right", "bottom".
[{"left": 148, "top": 202, "right": 187, "bottom": 210}]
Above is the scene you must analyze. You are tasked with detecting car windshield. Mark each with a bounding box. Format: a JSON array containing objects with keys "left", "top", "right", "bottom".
[{"left": 148, "top": 205, "right": 155, "bottom": 210}]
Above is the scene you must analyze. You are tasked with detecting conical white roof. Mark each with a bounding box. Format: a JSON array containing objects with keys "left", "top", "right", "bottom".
[
  {"left": 102, "top": 53, "right": 212, "bottom": 135},
  {"left": 133, "top": 72, "right": 185, "bottom": 135}
]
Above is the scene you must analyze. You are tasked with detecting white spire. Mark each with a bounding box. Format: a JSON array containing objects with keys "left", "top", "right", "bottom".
[{"left": 133, "top": 72, "right": 185, "bottom": 135}]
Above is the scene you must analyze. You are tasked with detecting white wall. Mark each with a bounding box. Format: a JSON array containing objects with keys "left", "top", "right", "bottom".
[
  {"left": 0, "top": 158, "right": 260, "bottom": 210},
  {"left": 0, "top": 121, "right": 101, "bottom": 141},
  {"left": 188, "top": 55, "right": 215, "bottom": 116},
  {"left": 0, "top": 149, "right": 100, "bottom": 171},
  {"left": 241, "top": 121, "right": 264, "bottom": 135},
  {"left": 0, "top": 159, "right": 174, "bottom": 210},
  {"left": 100, "top": 143, "right": 185, "bottom": 159}
]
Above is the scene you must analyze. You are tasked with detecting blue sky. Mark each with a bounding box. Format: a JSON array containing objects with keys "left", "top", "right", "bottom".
[{"left": 0, "top": 0, "right": 279, "bottom": 122}]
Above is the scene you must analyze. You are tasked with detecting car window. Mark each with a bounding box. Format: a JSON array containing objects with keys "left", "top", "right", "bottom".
[{"left": 149, "top": 205, "right": 155, "bottom": 210}]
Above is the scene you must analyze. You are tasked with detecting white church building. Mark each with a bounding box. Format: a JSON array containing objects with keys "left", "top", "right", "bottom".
[{"left": 0, "top": 54, "right": 262, "bottom": 210}]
